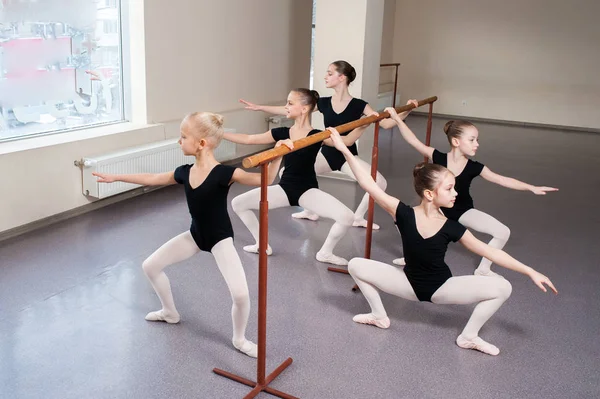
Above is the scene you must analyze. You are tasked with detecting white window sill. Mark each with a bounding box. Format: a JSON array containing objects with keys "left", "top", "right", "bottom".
[{"left": 0, "top": 122, "right": 162, "bottom": 155}]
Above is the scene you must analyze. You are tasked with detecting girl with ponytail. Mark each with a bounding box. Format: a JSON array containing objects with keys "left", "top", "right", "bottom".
[{"left": 92, "top": 112, "right": 290, "bottom": 358}]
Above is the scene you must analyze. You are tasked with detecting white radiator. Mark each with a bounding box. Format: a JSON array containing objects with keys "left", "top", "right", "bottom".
[{"left": 80, "top": 131, "right": 236, "bottom": 199}]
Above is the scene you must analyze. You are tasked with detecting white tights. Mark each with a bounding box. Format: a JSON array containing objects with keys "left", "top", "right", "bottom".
[
  {"left": 458, "top": 209, "right": 511, "bottom": 274},
  {"left": 348, "top": 257, "right": 512, "bottom": 341},
  {"left": 292, "top": 151, "right": 387, "bottom": 227},
  {"left": 142, "top": 233, "right": 255, "bottom": 354},
  {"left": 231, "top": 184, "right": 354, "bottom": 265}
]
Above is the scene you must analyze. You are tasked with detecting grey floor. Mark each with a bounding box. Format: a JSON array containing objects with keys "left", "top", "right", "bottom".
[{"left": 1, "top": 115, "right": 599, "bottom": 399}]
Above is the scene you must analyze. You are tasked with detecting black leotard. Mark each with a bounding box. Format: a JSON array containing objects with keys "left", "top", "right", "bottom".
[
  {"left": 317, "top": 96, "right": 368, "bottom": 171},
  {"left": 395, "top": 202, "right": 466, "bottom": 302},
  {"left": 174, "top": 164, "right": 236, "bottom": 252},
  {"left": 432, "top": 149, "right": 484, "bottom": 221},
  {"left": 271, "top": 127, "right": 322, "bottom": 206}
]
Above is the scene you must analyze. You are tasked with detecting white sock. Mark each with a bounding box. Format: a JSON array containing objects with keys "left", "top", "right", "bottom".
[
  {"left": 243, "top": 244, "right": 273, "bottom": 255},
  {"left": 292, "top": 209, "right": 320, "bottom": 221},
  {"left": 232, "top": 339, "right": 258, "bottom": 358},
  {"left": 392, "top": 258, "right": 406, "bottom": 266},
  {"left": 352, "top": 313, "right": 391, "bottom": 329},
  {"left": 316, "top": 251, "right": 348, "bottom": 265},
  {"left": 145, "top": 309, "right": 181, "bottom": 324},
  {"left": 352, "top": 219, "right": 380, "bottom": 230},
  {"left": 456, "top": 334, "right": 500, "bottom": 356}
]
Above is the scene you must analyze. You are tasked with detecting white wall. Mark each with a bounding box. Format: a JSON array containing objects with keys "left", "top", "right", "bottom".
[
  {"left": 393, "top": 0, "right": 600, "bottom": 129},
  {"left": 0, "top": 0, "right": 313, "bottom": 235},
  {"left": 379, "top": 0, "right": 397, "bottom": 93}
]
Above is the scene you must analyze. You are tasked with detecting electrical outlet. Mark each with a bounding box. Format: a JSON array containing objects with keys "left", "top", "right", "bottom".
[{"left": 462, "top": 100, "right": 467, "bottom": 106}]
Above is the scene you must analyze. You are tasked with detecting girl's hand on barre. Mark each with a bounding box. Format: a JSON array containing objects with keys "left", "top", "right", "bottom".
[
  {"left": 366, "top": 110, "right": 379, "bottom": 118},
  {"left": 407, "top": 99, "right": 419, "bottom": 108},
  {"left": 326, "top": 128, "right": 350, "bottom": 153},
  {"left": 384, "top": 107, "right": 399, "bottom": 119},
  {"left": 239, "top": 99, "right": 261, "bottom": 111},
  {"left": 275, "top": 139, "right": 294, "bottom": 151}
]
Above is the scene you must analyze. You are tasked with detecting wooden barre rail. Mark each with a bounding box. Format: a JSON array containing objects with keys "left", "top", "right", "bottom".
[{"left": 242, "top": 96, "right": 438, "bottom": 169}]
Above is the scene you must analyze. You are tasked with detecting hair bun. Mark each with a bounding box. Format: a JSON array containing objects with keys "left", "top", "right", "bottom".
[
  {"left": 211, "top": 113, "right": 224, "bottom": 128},
  {"left": 310, "top": 90, "right": 320, "bottom": 102},
  {"left": 443, "top": 121, "right": 454, "bottom": 135},
  {"left": 413, "top": 162, "right": 427, "bottom": 177}
]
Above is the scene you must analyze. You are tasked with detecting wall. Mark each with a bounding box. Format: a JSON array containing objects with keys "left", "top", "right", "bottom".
[
  {"left": 0, "top": 0, "right": 313, "bottom": 235},
  {"left": 379, "top": 0, "right": 397, "bottom": 93},
  {"left": 393, "top": 0, "right": 600, "bottom": 128}
]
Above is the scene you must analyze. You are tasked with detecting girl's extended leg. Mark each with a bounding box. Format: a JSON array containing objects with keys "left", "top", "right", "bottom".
[
  {"left": 299, "top": 188, "right": 354, "bottom": 265},
  {"left": 142, "top": 231, "right": 200, "bottom": 323},
  {"left": 348, "top": 257, "right": 419, "bottom": 328},
  {"left": 231, "top": 185, "right": 290, "bottom": 255},
  {"left": 211, "top": 237, "right": 257, "bottom": 357},
  {"left": 431, "top": 275, "right": 513, "bottom": 355},
  {"left": 458, "top": 209, "right": 511, "bottom": 276},
  {"left": 292, "top": 150, "right": 333, "bottom": 221}
]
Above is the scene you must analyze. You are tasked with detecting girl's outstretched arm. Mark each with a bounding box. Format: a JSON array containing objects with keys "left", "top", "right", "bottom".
[
  {"left": 93, "top": 171, "right": 176, "bottom": 186},
  {"left": 460, "top": 230, "right": 558, "bottom": 294},
  {"left": 480, "top": 167, "right": 559, "bottom": 195},
  {"left": 223, "top": 130, "right": 276, "bottom": 146},
  {"left": 239, "top": 98, "right": 288, "bottom": 116}
]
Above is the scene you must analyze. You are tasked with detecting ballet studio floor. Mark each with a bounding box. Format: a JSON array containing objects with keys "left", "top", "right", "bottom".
[{"left": 1, "top": 114, "right": 598, "bottom": 399}]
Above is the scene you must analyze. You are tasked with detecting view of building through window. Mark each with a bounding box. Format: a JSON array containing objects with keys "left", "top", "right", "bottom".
[{"left": 0, "top": 0, "right": 124, "bottom": 141}]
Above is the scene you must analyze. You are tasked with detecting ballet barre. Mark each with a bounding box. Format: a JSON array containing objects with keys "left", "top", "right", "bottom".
[
  {"left": 213, "top": 96, "right": 437, "bottom": 398},
  {"left": 242, "top": 96, "right": 437, "bottom": 168}
]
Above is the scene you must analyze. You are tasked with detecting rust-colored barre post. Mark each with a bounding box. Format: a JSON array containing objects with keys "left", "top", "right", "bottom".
[
  {"left": 257, "top": 163, "right": 269, "bottom": 384},
  {"left": 424, "top": 102, "right": 434, "bottom": 162},
  {"left": 242, "top": 96, "right": 438, "bottom": 169},
  {"left": 213, "top": 163, "right": 296, "bottom": 399}
]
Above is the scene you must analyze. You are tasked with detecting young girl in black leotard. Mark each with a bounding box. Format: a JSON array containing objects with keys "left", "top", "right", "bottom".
[
  {"left": 239, "top": 60, "right": 412, "bottom": 230},
  {"left": 327, "top": 127, "right": 557, "bottom": 356},
  {"left": 223, "top": 89, "right": 355, "bottom": 266},
  {"left": 93, "top": 112, "right": 289, "bottom": 358},
  {"left": 385, "top": 107, "right": 558, "bottom": 276}
]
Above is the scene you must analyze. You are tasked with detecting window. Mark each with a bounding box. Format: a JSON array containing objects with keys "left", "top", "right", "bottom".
[
  {"left": 103, "top": 21, "right": 119, "bottom": 35},
  {"left": 0, "top": 0, "right": 124, "bottom": 142}
]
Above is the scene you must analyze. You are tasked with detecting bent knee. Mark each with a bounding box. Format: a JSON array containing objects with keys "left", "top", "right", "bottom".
[
  {"left": 231, "top": 194, "right": 247, "bottom": 214},
  {"left": 142, "top": 258, "right": 157, "bottom": 277},
  {"left": 348, "top": 257, "right": 364, "bottom": 276},
  {"left": 341, "top": 209, "right": 354, "bottom": 226},
  {"left": 495, "top": 224, "right": 511, "bottom": 242},
  {"left": 496, "top": 279, "right": 512, "bottom": 299}
]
